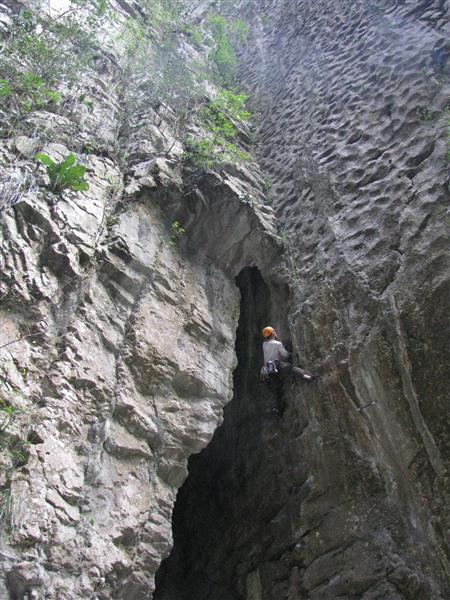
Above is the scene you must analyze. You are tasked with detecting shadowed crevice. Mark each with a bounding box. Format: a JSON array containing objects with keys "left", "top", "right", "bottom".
[{"left": 153, "top": 267, "right": 283, "bottom": 600}]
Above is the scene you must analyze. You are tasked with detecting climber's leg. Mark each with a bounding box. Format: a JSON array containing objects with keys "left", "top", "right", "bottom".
[{"left": 279, "top": 362, "right": 316, "bottom": 381}]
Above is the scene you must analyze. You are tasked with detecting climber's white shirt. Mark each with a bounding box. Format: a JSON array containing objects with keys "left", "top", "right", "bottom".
[{"left": 263, "top": 340, "right": 289, "bottom": 363}]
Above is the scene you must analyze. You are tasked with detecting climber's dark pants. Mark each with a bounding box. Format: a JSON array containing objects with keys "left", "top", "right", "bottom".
[
  {"left": 267, "top": 375, "right": 284, "bottom": 414},
  {"left": 268, "top": 362, "right": 309, "bottom": 415},
  {"left": 278, "top": 361, "right": 308, "bottom": 378}
]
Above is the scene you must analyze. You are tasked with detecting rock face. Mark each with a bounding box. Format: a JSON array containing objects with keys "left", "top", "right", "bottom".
[
  {"left": 0, "top": 116, "right": 280, "bottom": 597},
  {"left": 0, "top": 1, "right": 281, "bottom": 597},
  {"left": 0, "top": 0, "right": 449, "bottom": 599},
  {"left": 153, "top": 1, "right": 450, "bottom": 599}
]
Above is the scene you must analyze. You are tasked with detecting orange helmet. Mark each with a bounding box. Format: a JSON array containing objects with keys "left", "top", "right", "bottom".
[{"left": 262, "top": 326, "right": 275, "bottom": 338}]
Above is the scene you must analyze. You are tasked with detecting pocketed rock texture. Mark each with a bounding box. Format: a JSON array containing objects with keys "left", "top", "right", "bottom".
[{"left": 154, "top": 0, "right": 450, "bottom": 599}]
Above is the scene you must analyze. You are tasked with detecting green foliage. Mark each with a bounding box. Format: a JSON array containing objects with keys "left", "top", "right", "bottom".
[
  {"left": 206, "top": 15, "right": 249, "bottom": 84},
  {"left": 120, "top": 0, "right": 185, "bottom": 55},
  {"left": 0, "top": 0, "right": 252, "bottom": 172},
  {"left": 231, "top": 19, "right": 250, "bottom": 45},
  {"left": 10, "top": 442, "right": 28, "bottom": 468},
  {"left": 0, "top": 79, "right": 12, "bottom": 99},
  {"left": 207, "top": 90, "right": 250, "bottom": 123},
  {"left": 106, "top": 214, "right": 119, "bottom": 228},
  {"left": 207, "top": 15, "right": 237, "bottom": 83},
  {"left": 35, "top": 153, "right": 89, "bottom": 193},
  {"left": 0, "top": 72, "right": 61, "bottom": 114},
  {"left": 187, "top": 137, "right": 250, "bottom": 169},
  {"left": 182, "top": 24, "right": 204, "bottom": 47},
  {"left": 20, "top": 73, "right": 61, "bottom": 105},
  {"left": 183, "top": 16, "right": 251, "bottom": 165},
  {"left": 0, "top": 399, "right": 17, "bottom": 433},
  {"left": 116, "top": 4, "right": 205, "bottom": 164},
  {"left": 114, "top": 0, "right": 252, "bottom": 170},
  {"left": 120, "top": 18, "right": 146, "bottom": 56},
  {"left": 0, "top": 0, "right": 110, "bottom": 131},
  {"left": 79, "top": 94, "right": 94, "bottom": 112},
  {"left": 187, "top": 90, "right": 251, "bottom": 169},
  {"left": 170, "top": 220, "right": 186, "bottom": 244},
  {"left": 74, "top": 0, "right": 108, "bottom": 19},
  {"left": 82, "top": 141, "right": 100, "bottom": 155},
  {"left": 3, "top": 4, "right": 105, "bottom": 83},
  {"left": 117, "top": 3, "right": 250, "bottom": 145},
  {"left": 146, "top": 0, "right": 185, "bottom": 29},
  {"left": 121, "top": 5, "right": 203, "bottom": 111}
]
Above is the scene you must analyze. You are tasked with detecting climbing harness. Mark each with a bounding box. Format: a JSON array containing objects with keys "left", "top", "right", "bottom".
[{"left": 260, "top": 360, "right": 279, "bottom": 383}]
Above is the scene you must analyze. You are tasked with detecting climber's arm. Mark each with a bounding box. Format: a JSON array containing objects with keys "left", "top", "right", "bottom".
[{"left": 279, "top": 343, "right": 290, "bottom": 359}]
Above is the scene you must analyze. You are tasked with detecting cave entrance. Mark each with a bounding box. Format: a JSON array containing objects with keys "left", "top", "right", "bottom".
[{"left": 153, "top": 267, "right": 283, "bottom": 600}]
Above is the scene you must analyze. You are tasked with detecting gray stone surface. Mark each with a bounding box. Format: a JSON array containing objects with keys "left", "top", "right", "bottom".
[
  {"left": 153, "top": 0, "right": 449, "bottom": 599},
  {"left": 0, "top": 1, "right": 280, "bottom": 597},
  {"left": 0, "top": 0, "right": 449, "bottom": 598}
]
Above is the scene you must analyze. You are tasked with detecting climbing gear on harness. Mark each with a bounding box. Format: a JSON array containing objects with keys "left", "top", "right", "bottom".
[
  {"left": 266, "top": 360, "right": 278, "bottom": 375},
  {"left": 260, "top": 360, "right": 279, "bottom": 383},
  {"left": 262, "top": 326, "right": 275, "bottom": 338}
]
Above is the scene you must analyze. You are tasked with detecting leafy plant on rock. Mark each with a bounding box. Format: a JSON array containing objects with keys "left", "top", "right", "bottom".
[
  {"left": 186, "top": 90, "right": 251, "bottom": 168},
  {"left": 35, "top": 153, "right": 89, "bottom": 193},
  {"left": 0, "top": 72, "right": 61, "bottom": 115},
  {"left": 0, "top": 1, "right": 110, "bottom": 134},
  {"left": 170, "top": 220, "right": 186, "bottom": 245},
  {"left": 206, "top": 15, "right": 249, "bottom": 85},
  {"left": 0, "top": 398, "right": 17, "bottom": 433}
]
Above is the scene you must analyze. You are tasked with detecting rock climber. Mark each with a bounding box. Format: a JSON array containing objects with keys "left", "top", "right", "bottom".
[{"left": 261, "top": 326, "right": 316, "bottom": 381}]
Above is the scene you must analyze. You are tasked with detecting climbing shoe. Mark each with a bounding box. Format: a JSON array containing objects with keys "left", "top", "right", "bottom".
[{"left": 303, "top": 374, "right": 319, "bottom": 382}]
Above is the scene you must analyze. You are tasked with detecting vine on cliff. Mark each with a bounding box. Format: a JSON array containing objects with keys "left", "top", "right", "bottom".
[
  {"left": 0, "top": 0, "right": 252, "bottom": 209},
  {"left": 186, "top": 90, "right": 251, "bottom": 168},
  {"left": 118, "top": 0, "right": 251, "bottom": 170}
]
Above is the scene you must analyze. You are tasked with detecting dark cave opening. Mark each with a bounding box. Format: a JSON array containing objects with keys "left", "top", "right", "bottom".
[{"left": 153, "top": 267, "right": 286, "bottom": 600}]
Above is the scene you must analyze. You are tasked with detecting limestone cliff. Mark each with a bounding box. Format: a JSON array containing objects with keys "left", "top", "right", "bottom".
[
  {"left": 0, "top": 1, "right": 449, "bottom": 599},
  {"left": 0, "top": 1, "right": 280, "bottom": 596},
  {"left": 155, "top": 1, "right": 450, "bottom": 599}
]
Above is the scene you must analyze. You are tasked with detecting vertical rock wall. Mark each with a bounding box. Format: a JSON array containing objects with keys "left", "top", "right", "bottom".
[
  {"left": 242, "top": 2, "right": 450, "bottom": 594},
  {"left": 0, "top": 134, "right": 248, "bottom": 596},
  {"left": 0, "top": 0, "right": 449, "bottom": 598},
  {"left": 152, "top": 1, "right": 449, "bottom": 599}
]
